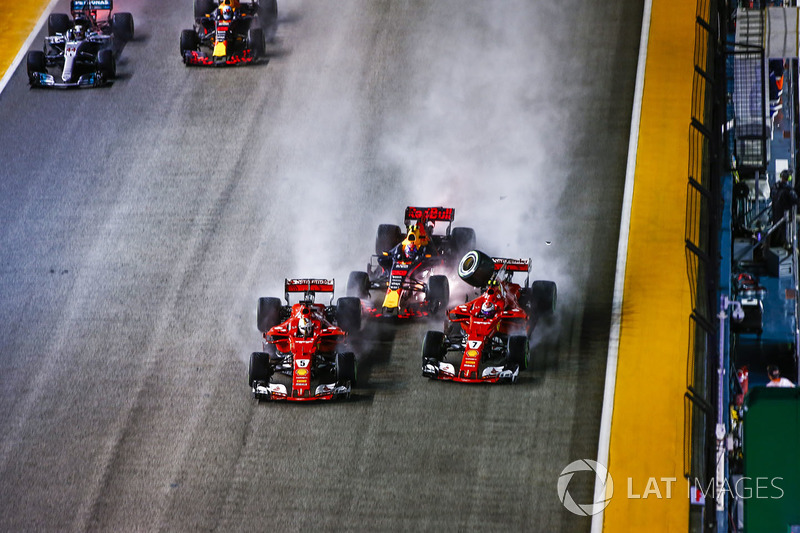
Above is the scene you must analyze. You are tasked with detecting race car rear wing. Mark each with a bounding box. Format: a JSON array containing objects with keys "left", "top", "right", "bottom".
[
  {"left": 404, "top": 206, "right": 455, "bottom": 225},
  {"left": 285, "top": 278, "right": 335, "bottom": 304},
  {"left": 71, "top": 0, "right": 112, "bottom": 11},
  {"left": 492, "top": 258, "right": 531, "bottom": 272}
]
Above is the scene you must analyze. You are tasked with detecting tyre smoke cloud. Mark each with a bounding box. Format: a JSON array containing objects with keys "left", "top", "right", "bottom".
[
  {"left": 379, "top": 1, "right": 573, "bottom": 296},
  {"left": 251, "top": 0, "right": 575, "bottom": 336}
]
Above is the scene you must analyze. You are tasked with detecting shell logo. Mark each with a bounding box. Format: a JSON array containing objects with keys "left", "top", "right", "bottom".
[
  {"left": 466, "top": 350, "right": 479, "bottom": 358},
  {"left": 296, "top": 368, "right": 309, "bottom": 377}
]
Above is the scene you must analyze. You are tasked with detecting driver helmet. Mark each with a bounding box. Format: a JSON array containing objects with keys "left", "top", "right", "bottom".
[
  {"left": 220, "top": 4, "right": 233, "bottom": 20},
  {"left": 403, "top": 240, "right": 418, "bottom": 258},
  {"left": 73, "top": 24, "right": 86, "bottom": 40},
  {"left": 297, "top": 317, "right": 313, "bottom": 338},
  {"left": 479, "top": 300, "right": 496, "bottom": 319}
]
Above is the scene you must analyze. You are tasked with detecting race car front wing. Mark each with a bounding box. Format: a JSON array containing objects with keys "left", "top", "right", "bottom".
[
  {"left": 252, "top": 381, "right": 351, "bottom": 401},
  {"left": 422, "top": 359, "right": 519, "bottom": 383}
]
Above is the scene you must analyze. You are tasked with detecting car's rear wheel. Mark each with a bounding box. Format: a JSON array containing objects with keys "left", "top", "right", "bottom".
[
  {"left": 257, "top": 297, "right": 283, "bottom": 333},
  {"left": 450, "top": 227, "right": 476, "bottom": 261},
  {"left": 376, "top": 224, "right": 402, "bottom": 254},
  {"left": 97, "top": 49, "right": 115, "bottom": 79},
  {"left": 458, "top": 250, "right": 495, "bottom": 287},
  {"left": 194, "top": 0, "right": 217, "bottom": 19},
  {"left": 48, "top": 13, "right": 71, "bottom": 37},
  {"left": 427, "top": 275, "right": 449, "bottom": 314},
  {"left": 27, "top": 51, "right": 46, "bottom": 78},
  {"left": 248, "top": 351, "right": 273, "bottom": 387},
  {"left": 531, "top": 280, "right": 557, "bottom": 315},
  {"left": 507, "top": 335, "right": 529, "bottom": 371},
  {"left": 346, "top": 271, "right": 370, "bottom": 299},
  {"left": 111, "top": 12, "right": 134, "bottom": 41},
  {"left": 336, "top": 352, "right": 357, "bottom": 388}
]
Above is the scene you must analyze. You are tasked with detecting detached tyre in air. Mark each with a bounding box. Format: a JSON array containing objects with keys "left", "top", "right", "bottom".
[{"left": 458, "top": 250, "right": 495, "bottom": 287}]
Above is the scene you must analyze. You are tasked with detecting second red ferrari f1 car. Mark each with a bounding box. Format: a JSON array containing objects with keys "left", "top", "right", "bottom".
[
  {"left": 422, "top": 250, "right": 556, "bottom": 384},
  {"left": 346, "top": 206, "right": 476, "bottom": 318},
  {"left": 248, "top": 279, "right": 361, "bottom": 401}
]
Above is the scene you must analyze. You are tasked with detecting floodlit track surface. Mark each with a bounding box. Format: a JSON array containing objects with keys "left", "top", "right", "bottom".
[{"left": 0, "top": 1, "right": 642, "bottom": 530}]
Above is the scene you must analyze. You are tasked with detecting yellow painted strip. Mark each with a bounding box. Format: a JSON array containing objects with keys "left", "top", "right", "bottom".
[
  {"left": 0, "top": 0, "right": 52, "bottom": 81},
  {"left": 602, "top": 0, "right": 697, "bottom": 531}
]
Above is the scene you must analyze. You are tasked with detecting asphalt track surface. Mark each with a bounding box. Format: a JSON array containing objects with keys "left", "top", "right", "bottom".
[{"left": 0, "top": 1, "right": 642, "bottom": 531}]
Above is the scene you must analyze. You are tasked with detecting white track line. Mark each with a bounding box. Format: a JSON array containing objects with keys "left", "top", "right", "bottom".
[
  {"left": 590, "top": 0, "right": 652, "bottom": 531},
  {"left": 0, "top": 0, "right": 60, "bottom": 96}
]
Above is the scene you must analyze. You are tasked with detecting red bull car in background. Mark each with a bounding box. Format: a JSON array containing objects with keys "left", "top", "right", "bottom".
[
  {"left": 248, "top": 279, "right": 361, "bottom": 401},
  {"left": 422, "top": 250, "right": 556, "bottom": 384},
  {"left": 346, "top": 206, "right": 476, "bottom": 318},
  {"left": 180, "top": 0, "right": 277, "bottom": 66},
  {"left": 27, "top": 0, "right": 134, "bottom": 88}
]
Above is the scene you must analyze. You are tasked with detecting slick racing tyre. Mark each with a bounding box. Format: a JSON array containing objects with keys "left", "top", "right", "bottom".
[
  {"left": 531, "top": 280, "right": 557, "bottom": 315},
  {"left": 335, "top": 297, "right": 362, "bottom": 334},
  {"left": 111, "top": 12, "right": 134, "bottom": 41},
  {"left": 507, "top": 335, "right": 530, "bottom": 371},
  {"left": 48, "top": 13, "right": 71, "bottom": 37},
  {"left": 426, "top": 275, "right": 449, "bottom": 314},
  {"left": 97, "top": 49, "right": 116, "bottom": 79},
  {"left": 257, "top": 297, "right": 283, "bottom": 333},
  {"left": 180, "top": 30, "right": 200, "bottom": 57},
  {"left": 194, "top": 0, "right": 217, "bottom": 19},
  {"left": 375, "top": 224, "right": 402, "bottom": 254},
  {"left": 346, "top": 271, "right": 370, "bottom": 299},
  {"left": 458, "top": 250, "right": 495, "bottom": 287},
  {"left": 422, "top": 330, "right": 445, "bottom": 362},
  {"left": 336, "top": 352, "right": 357, "bottom": 387},
  {"left": 249, "top": 351, "right": 273, "bottom": 387},
  {"left": 247, "top": 28, "right": 266, "bottom": 59},
  {"left": 27, "top": 51, "right": 46, "bottom": 78}
]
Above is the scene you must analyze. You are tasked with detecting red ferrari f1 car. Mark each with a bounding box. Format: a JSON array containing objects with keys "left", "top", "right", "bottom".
[
  {"left": 422, "top": 250, "right": 556, "bottom": 384},
  {"left": 346, "top": 206, "right": 476, "bottom": 318},
  {"left": 248, "top": 279, "right": 361, "bottom": 401}
]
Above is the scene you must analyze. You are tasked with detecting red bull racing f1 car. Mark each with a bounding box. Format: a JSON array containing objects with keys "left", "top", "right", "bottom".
[
  {"left": 180, "top": 0, "right": 276, "bottom": 66},
  {"left": 248, "top": 279, "right": 361, "bottom": 401},
  {"left": 346, "top": 206, "right": 476, "bottom": 318},
  {"left": 422, "top": 250, "right": 556, "bottom": 384}
]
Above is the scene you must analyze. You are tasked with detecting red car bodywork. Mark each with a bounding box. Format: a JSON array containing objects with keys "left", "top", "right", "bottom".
[{"left": 423, "top": 258, "right": 536, "bottom": 384}]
